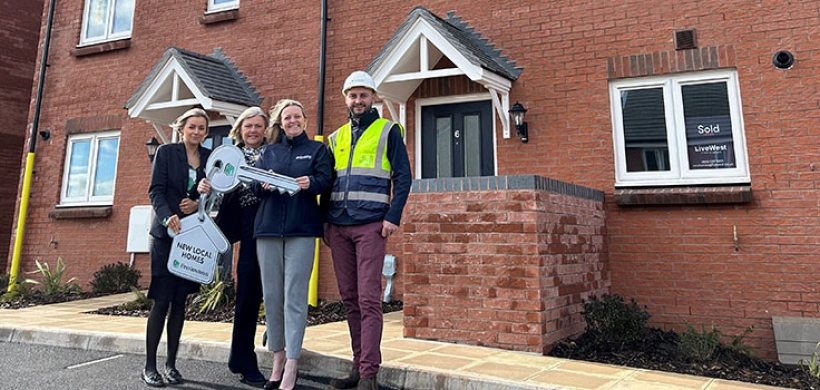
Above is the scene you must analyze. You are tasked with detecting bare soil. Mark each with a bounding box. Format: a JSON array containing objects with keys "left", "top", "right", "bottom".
[
  {"left": 548, "top": 327, "right": 820, "bottom": 389},
  {"left": 86, "top": 295, "right": 403, "bottom": 327}
]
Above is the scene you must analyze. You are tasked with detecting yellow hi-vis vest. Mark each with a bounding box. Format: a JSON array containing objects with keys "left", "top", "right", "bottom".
[{"left": 327, "top": 119, "right": 400, "bottom": 210}]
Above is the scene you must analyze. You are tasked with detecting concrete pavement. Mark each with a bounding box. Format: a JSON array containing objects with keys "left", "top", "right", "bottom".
[{"left": 0, "top": 293, "right": 790, "bottom": 389}]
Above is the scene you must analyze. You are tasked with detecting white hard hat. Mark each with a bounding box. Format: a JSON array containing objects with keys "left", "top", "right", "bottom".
[{"left": 342, "top": 71, "right": 376, "bottom": 96}]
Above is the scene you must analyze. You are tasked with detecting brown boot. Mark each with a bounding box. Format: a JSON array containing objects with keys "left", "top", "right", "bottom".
[
  {"left": 329, "top": 367, "right": 360, "bottom": 389},
  {"left": 356, "top": 377, "right": 378, "bottom": 390}
]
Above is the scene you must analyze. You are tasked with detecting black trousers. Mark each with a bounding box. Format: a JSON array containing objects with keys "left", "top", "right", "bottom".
[{"left": 228, "top": 209, "right": 264, "bottom": 374}]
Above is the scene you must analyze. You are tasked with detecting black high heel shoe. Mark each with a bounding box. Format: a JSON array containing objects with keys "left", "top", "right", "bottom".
[
  {"left": 263, "top": 378, "right": 281, "bottom": 390},
  {"left": 263, "top": 368, "right": 284, "bottom": 390},
  {"left": 141, "top": 369, "right": 166, "bottom": 387}
]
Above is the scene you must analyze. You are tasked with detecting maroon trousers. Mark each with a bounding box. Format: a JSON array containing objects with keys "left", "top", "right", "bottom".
[{"left": 327, "top": 221, "right": 386, "bottom": 379}]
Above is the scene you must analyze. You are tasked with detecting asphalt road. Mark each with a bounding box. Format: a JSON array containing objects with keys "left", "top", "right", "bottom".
[{"left": 0, "top": 341, "right": 395, "bottom": 390}]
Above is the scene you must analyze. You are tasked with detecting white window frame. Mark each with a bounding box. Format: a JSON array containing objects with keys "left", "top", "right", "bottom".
[
  {"left": 79, "top": 0, "right": 135, "bottom": 46},
  {"left": 60, "top": 131, "right": 121, "bottom": 206},
  {"left": 609, "top": 69, "right": 750, "bottom": 187},
  {"left": 207, "top": 0, "right": 239, "bottom": 13}
]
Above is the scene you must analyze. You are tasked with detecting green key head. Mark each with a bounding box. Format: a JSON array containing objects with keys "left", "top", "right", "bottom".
[{"left": 224, "top": 163, "right": 236, "bottom": 176}]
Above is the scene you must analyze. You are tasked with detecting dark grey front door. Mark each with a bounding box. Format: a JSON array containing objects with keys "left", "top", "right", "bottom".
[{"left": 421, "top": 101, "right": 494, "bottom": 179}]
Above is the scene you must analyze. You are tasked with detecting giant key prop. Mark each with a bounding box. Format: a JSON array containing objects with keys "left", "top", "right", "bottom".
[
  {"left": 166, "top": 192, "right": 230, "bottom": 285},
  {"left": 206, "top": 144, "right": 300, "bottom": 195}
]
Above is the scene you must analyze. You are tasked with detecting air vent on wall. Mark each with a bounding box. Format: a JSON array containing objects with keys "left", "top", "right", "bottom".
[{"left": 675, "top": 29, "right": 697, "bottom": 50}]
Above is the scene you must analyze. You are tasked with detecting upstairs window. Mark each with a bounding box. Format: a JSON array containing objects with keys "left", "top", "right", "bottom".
[
  {"left": 61, "top": 131, "right": 120, "bottom": 206},
  {"left": 207, "top": 0, "right": 239, "bottom": 13},
  {"left": 609, "top": 69, "right": 750, "bottom": 187},
  {"left": 80, "top": 0, "right": 135, "bottom": 46}
]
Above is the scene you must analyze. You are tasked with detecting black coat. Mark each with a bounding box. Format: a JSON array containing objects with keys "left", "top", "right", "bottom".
[{"left": 148, "top": 142, "right": 211, "bottom": 239}]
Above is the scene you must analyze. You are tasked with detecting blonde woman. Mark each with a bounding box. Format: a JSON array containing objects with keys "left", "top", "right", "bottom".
[
  {"left": 144, "top": 108, "right": 211, "bottom": 387},
  {"left": 254, "top": 99, "right": 333, "bottom": 390},
  {"left": 197, "top": 106, "right": 270, "bottom": 386}
]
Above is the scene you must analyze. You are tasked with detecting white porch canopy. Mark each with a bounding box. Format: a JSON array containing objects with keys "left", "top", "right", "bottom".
[
  {"left": 125, "top": 47, "right": 262, "bottom": 143},
  {"left": 366, "top": 7, "right": 522, "bottom": 138}
]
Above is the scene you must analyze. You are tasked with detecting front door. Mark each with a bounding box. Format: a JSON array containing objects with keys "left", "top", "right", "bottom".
[
  {"left": 202, "top": 125, "right": 232, "bottom": 149},
  {"left": 421, "top": 101, "right": 494, "bottom": 179}
]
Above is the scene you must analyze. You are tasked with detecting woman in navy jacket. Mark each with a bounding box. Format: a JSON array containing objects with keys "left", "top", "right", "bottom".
[
  {"left": 144, "top": 108, "right": 211, "bottom": 387},
  {"left": 254, "top": 99, "right": 332, "bottom": 390}
]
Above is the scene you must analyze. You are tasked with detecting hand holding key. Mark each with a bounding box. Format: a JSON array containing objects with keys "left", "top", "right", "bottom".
[
  {"left": 206, "top": 145, "right": 300, "bottom": 195},
  {"left": 197, "top": 178, "right": 211, "bottom": 194},
  {"left": 264, "top": 175, "right": 310, "bottom": 191}
]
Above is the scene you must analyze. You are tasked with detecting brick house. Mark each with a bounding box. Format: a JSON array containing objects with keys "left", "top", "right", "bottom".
[
  {"left": 12, "top": 0, "right": 820, "bottom": 361},
  {"left": 0, "top": 0, "right": 44, "bottom": 270}
]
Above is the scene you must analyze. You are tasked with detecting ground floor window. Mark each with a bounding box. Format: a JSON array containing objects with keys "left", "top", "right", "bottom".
[
  {"left": 609, "top": 69, "right": 750, "bottom": 187},
  {"left": 61, "top": 131, "right": 120, "bottom": 205}
]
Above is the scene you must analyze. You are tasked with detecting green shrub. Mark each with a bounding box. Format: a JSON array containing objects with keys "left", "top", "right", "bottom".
[
  {"left": 192, "top": 270, "right": 235, "bottom": 313},
  {"left": 25, "top": 258, "right": 81, "bottom": 296},
  {"left": 90, "top": 262, "right": 141, "bottom": 294},
  {"left": 678, "top": 323, "right": 722, "bottom": 362},
  {"left": 123, "top": 286, "right": 152, "bottom": 311},
  {"left": 728, "top": 325, "right": 755, "bottom": 356},
  {"left": 799, "top": 341, "right": 820, "bottom": 378},
  {"left": 581, "top": 294, "right": 650, "bottom": 348},
  {"left": 0, "top": 281, "right": 33, "bottom": 302},
  {"left": 0, "top": 273, "right": 8, "bottom": 290}
]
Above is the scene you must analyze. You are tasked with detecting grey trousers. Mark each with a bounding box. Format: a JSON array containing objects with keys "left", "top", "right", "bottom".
[{"left": 256, "top": 236, "right": 315, "bottom": 359}]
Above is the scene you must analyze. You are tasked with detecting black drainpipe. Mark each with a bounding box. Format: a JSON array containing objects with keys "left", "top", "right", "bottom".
[
  {"left": 9, "top": 0, "right": 56, "bottom": 289},
  {"left": 316, "top": 0, "right": 328, "bottom": 137},
  {"left": 30, "top": 0, "right": 56, "bottom": 154}
]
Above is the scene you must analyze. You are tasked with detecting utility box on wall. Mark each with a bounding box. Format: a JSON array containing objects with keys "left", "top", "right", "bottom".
[
  {"left": 772, "top": 316, "right": 820, "bottom": 364},
  {"left": 126, "top": 205, "right": 153, "bottom": 253}
]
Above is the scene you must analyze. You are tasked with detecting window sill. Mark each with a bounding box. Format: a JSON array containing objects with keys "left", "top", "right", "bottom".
[
  {"left": 614, "top": 185, "right": 752, "bottom": 206},
  {"left": 49, "top": 206, "right": 113, "bottom": 219},
  {"left": 71, "top": 39, "right": 131, "bottom": 57},
  {"left": 199, "top": 9, "right": 239, "bottom": 25}
]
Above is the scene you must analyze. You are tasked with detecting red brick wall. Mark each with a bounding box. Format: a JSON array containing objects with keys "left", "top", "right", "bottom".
[
  {"left": 402, "top": 176, "right": 608, "bottom": 353},
  {"left": 0, "top": 0, "right": 44, "bottom": 271},
  {"left": 12, "top": 0, "right": 820, "bottom": 361}
]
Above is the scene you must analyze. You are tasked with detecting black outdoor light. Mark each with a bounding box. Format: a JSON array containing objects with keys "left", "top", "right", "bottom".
[
  {"left": 508, "top": 101, "right": 528, "bottom": 143},
  {"left": 145, "top": 136, "right": 160, "bottom": 163}
]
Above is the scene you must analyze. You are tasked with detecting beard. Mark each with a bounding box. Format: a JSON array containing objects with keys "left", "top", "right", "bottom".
[{"left": 349, "top": 104, "right": 371, "bottom": 119}]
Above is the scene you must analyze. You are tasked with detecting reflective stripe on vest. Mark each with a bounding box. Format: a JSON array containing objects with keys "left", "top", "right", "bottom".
[{"left": 329, "top": 191, "right": 390, "bottom": 204}]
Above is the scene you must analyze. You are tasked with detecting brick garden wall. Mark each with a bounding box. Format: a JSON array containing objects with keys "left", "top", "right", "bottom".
[{"left": 402, "top": 176, "right": 608, "bottom": 353}]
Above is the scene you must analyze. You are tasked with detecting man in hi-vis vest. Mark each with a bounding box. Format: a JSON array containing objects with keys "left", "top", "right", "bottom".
[{"left": 325, "top": 71, "right": 411, "bottom": 390}]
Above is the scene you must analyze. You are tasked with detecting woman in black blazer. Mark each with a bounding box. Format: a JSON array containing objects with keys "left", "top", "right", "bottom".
[{"left": 142, "top": 108, "right": 212, "bottom": 387}]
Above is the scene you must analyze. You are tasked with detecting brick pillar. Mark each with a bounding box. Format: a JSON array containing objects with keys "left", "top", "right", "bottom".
[{"left": 402, "top": 175, "right": 609, "bottom": 354}]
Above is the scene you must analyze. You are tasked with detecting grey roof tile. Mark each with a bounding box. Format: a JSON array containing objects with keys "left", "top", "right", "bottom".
[
  {"left": 367, "top": 6, "right": 522, "bottom": 81},
  {"left": 125, "top": 47, "right": 262, "bottom": 109}
]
